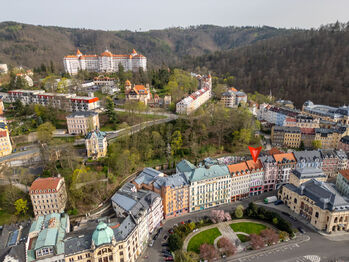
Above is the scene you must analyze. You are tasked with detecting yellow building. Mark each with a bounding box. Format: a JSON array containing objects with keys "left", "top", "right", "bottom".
[
  {"left": 314, "top": 128, "right": 340, "bottom": 149},
  {"left": 0, "top": 120, "right": 12, "bottom": 157},
  {"left": 66, "top": 111, "right": 100, "bottom": 135},
  {"left": 85, "top": 130, "right": 107, "bottom": 159},
  {"left": 64, "top": 218, "right": 141, "bottom": 262},
  {"left": 288, "top": 167, "right": 327, "bottom": 187},
  {"left": 283, "top": 128, "right": 301, "bottom": 148},
  {"left": 279, "top": 171, "right": 349, "bottom": 233}
]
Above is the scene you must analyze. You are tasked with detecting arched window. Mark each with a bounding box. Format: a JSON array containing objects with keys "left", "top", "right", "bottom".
[
  {"left": 294, "top": 198, "right": 297, "bottom": 204},
  {"left": 334, "top": 217, "right": 338, "bottom": 223},
  {"left": 315, "top": 212, "right": 319, "bottom": 218}
]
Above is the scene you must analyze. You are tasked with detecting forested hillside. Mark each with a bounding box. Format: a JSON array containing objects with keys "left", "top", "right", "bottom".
[
  {"left": 182, "top": 22, "right": 349, "bottom": 107},
  {"left": 0, "top": 21, "right": 295, "bottom": 70}
]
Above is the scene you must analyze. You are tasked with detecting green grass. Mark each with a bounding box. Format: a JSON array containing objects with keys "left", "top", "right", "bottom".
[
  {"left": 187, "top": 227, "right": 221, "bottom": 253},
  {"left": 237, "top": 234, "right": 250, "bottom": 242},
  {"left": 230, "top": 222, "right": 267, "bottom": 235}
]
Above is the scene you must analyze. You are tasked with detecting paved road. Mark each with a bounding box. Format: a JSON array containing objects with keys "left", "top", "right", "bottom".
[{"left": 140, "top": 196, "right": 349, "bottom": 262}]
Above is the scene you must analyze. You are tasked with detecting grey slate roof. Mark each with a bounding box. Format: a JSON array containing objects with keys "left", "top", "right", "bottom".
[
  {"left": 111, "top": 182, "right": 161, "bottom": 219},
  {"left": 67, "top": 111, "right": 98, "bottom": 118},
  {"left": 260, "top": 155, "right": 276, "bottom": 164},
  {"left": 184, "top": 164, "right": 230, "bottom": 182},
  {"left": 153, "top": 173, "right": 189, "bottom": 189},
  {"left": 0, "top": 221, "right": 31, "bottom": 262},
  {"left": 320, "top": 149, "right": 338, "bottom": 159},
  {"left": 294, "top": 150, "right": 322, "bottom": 163},
  {"left": 292, "top": 167, "right": 326, "bottom": 179},
  {"left": 133, "top": 167, "right": 163, "bottom": 185},
  {"left": 284, "top": 179, "right": 349, "bottom": 211},
  {"left": 335, "top": 149, "right": 348, "bottom": 160}
]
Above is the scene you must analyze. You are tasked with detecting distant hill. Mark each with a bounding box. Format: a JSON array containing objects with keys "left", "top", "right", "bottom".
[
  {"left": 182, "top": 22, "right": 349, "bottom": 107},
  {"left": 0, "top": 21, "right": 296, "bottom": 71}
]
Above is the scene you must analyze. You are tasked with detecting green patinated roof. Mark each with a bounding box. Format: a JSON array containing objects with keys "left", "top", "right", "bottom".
[
  {"left": 28, "top": 213, "right": 68, "bottom": 262},
  {"left": 184, "top": 164, "right": 230, "bottom": 182},
  {"left": 176, "top": 159, "right": 196, "bottom": 173},
  {"left": 34, "top": 228, "right": 58, "bottom": 250},
  {"left": 92, "top": 222, "right": 114, "bottom": 247}
]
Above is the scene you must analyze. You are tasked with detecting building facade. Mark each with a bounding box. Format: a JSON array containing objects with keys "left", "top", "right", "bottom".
[
  {"left": 279, "top": 178, "right": 349, "bottom": 233},
  {"left": 29, "top": 177, "right": 67, "bottom": 217},
  {"left": 320, "top": 150, "right": 339, "bottom": 177},
  {"left": 64, "top": 49, "right": 147, "bottom": 75},
  {"left": 293, "top": 150, "right": 323, "bottom": 169},
  {"left": 85, "top": 130, "right": 107, "bottom": 159},
  {"left": 0, "top": 120, "right": 12, "bottom": 157},
  {"left": 336, "top": 169, "right": 349, "bottom": 197},
  {"left": 273, "top": 153, "right": 296, "bottom": 185},
  {"left": 260, "top": 155, "right": 278, "bottom": 192},
  {"left": 125, "top": 81, "right": 151, "bottom": 105},
  {"left": 246, "top": 160, "right": 264, "bottom": 196},
  {"left": 187, "top": 165, "right": 231, "bottom": 212},
  {"left": 7, "top": 90, "right": 100, "bottom": 112},
  {"left": 288, "top": 167, "right": 327, "bottom": 187},
  {"left": 66, "top": 111, "right": 100, "bottom": 135},
  {"left": 228, "top": 162, "right": 251, "bottom": 201}
]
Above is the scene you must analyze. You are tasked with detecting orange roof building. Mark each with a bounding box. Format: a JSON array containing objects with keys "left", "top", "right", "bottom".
[
  {"left": 228, "top": 162, "right": 250, "bottom": 175},
  {"left": 273, "top": 153, "right": 296, "bottom": 163},
  {"left": 29, "top": 177, "right": 67, "bottom": 217},
  {"left": 63, "top": 48, "right": 147, "bottom": 75}
]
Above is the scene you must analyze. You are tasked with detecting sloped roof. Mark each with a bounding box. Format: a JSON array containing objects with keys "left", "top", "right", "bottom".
[
  {"left": 133, "top": 167, "right": 164, "bottom": 185},
  {"left": 339, "top": 169, "right": 349, "bottom": 181},
  {"left": 273, "top": 153, "right": 296, "bottom": 163},
  {"left": 292, "top": 167, "right": 326, "bottom": 179},
  {"left": 176, "top": 159, "right": 196, "bottom": 173},
  {"left": 294, "top": 150, "right": 322, "bottom": 163},
  {"left": 246, "top": 159, "right": 263, "bottom": 170},
  {"left": 30, "top": 177, "right": 62, "bottom": 192},
  {"left": 185, "top": 165, "right": 230, "bottom": 182},
  {"left": 228, "top": 162, "right": 249, "bottom": 174}
]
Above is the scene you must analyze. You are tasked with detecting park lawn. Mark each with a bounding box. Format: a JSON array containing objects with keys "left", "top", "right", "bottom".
[
  {"left": 237, "top": 234, "right": 250, "bottom": 242},
  {"left": 230, "top": 222, "right": 267, "bottom": 235},
  {"left": 187, "top": 227, "right": 221, "bottom": 253}
]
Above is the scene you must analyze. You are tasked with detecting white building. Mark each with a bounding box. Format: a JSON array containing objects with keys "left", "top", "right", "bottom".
[
  {"left": 228, "top": 162, "right": 251, "bottom": 201},
  {"left": 16, "top": 73, "right": 33, "bottom": 87},
  {"left": 221, "top": 87, "right": 247, "bottom": 108},
  {"left": 186, "top": 164, "right": 231, "bottom": 212},
  {"left": 7, "top": 90, "right": 100, "bottom": 112},
  {"left": 64, "top": 49, "right": 147, "bottom": 75},
  {"left": 111, "top": 183, "right": 163, "bottom": 248},
  {"left": 176, "top": 74, "right": 212, "bottom": 115}
]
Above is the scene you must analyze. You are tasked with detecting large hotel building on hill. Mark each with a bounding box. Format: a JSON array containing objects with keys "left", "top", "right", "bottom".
[{"left": 63, "top": 49, "right": 147, "bottom": 75}]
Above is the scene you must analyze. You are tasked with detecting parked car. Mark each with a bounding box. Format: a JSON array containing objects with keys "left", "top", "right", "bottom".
[
  {"left": 290, "top": 216, "right": 297, "bottom": 221},
  {"left": 148, "top": 240, "right": 154, "bottom": 247},
  {"left": 186, "top": 219, "right": 192, "bottom": 223},
  {"left": 163, "top": 235, "right": 168, "bottom": 240},
  {"left": 153, "top": 234, "right": 159, "bottom": 240},
  {"left": 180, "top": 221, "right": 185, "bottom": 225},
  {"left": 161, "top": 243, "right": 169, "bottom": 247},
  {"left": 298, "top": 227, "right": 306, "bottom": 234},
  {"left": 168, "top": 229, "right": 174, "bottom": 234},
  {"left": 163, "top": 253, "right": 172, "bottom": 257},
  {"left": 193, "top": 228, "right": 199, "bottom": 232},
  {"left": 164, "top": 257, "right": 174, "bottom": 261},
  {"left": 274, "top": 199, "right": 283, "bottom": 205},
  {"left": 158, "top": 227, "right": 163, "bottom": 233}
]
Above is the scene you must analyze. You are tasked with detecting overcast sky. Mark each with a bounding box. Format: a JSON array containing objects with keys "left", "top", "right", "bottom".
[{"left": 1, "top": 0, "right": 348, "bottom": 31}]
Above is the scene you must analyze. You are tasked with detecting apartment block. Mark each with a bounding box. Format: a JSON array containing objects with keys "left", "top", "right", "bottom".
[
  {"left": 246, "top": 160, "right": 264, "bottom": 196},
  {"left": 228, "top": 162, "right": 251, "bottom": 201},
  {"left": 29, "top": 177, "right": 67, "bottom": 217},
  {"left": 7, "top": 90, "right": 100, "bottom": 112},
  {"left": 260, "top": 155, "right": 278, "bottom": 192},
  {"left": 273, "top": 153, "right": 296, "bottom": 185}
]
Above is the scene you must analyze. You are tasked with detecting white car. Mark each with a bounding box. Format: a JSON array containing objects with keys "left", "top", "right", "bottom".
[{"left": 148, "top": 240, "right": 154, "bottom": 247}]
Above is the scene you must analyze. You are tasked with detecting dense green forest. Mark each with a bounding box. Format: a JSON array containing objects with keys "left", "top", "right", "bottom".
[
  {"left": 182, "top": 22, "right": 349, "bottom": 107},
  {"left": 0, "top": 22, "right": 296, "bottom": 70}
]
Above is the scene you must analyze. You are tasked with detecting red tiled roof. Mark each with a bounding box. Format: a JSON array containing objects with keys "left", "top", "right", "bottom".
[
  {"left": 339, "top": 169, "right": 349, "bottom": 181},
  {"left": 273, "top": 153, "right": 296, "bottom": 163},
  {"left": 246, "top": 159, "right": 263, "bottom": 170},
  {"left": 30, "top": 177, "right": 62, "bottom": 193},
  {"left": 228, "top": 162, "right": 249, "bottom": 174},
  {"left": 268, "top": 147, "right": 283, "bottom": 155}
]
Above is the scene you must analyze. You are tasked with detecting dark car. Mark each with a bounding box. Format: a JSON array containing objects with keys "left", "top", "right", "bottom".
[
  {"left": 163, "top": 253, "right": 172, "bottom": 257},
  {"left": 168, "top": 229, "right": 174, "bottom": 234},
  {"left": 153, "top": 233, "right": 159, "bottom": 240},
  {"left": 159, "top": 227, "right": 163, "bottom": 233},
  {"left": 161, "top": 243, "right": 169, "bottom": 247},
  {"left": 163, "top": 235, "right": 168, "bottom": 240},
  {"left": 298, "top": 227, "right": 306, "bottom": 234},
  {"left": 164, "top": 257, "right": 174, "bottom": 261},
  {"left": 274, "top": 199, "right": 283, "bottom": 205}
]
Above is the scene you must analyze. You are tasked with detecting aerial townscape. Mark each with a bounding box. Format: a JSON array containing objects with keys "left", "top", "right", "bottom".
[{"left": 0, "top": 2, "right": 349, "bottom": 262}]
